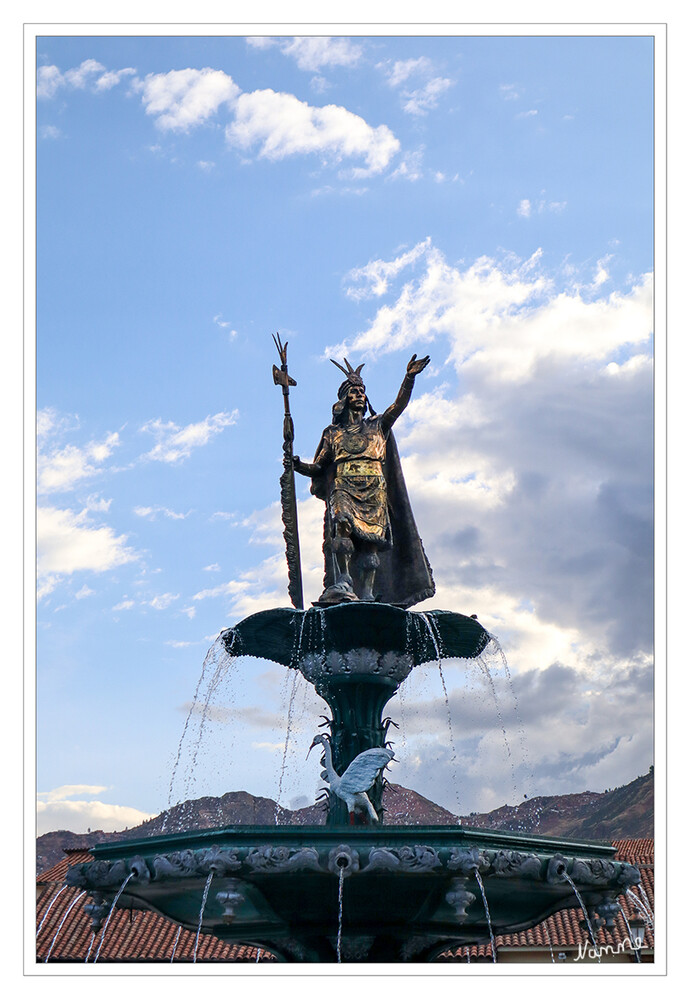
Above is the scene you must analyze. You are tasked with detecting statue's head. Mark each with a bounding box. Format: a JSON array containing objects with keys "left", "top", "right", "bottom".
[{"left": 330, "top": 358, "right": 372, "bottom": 423}]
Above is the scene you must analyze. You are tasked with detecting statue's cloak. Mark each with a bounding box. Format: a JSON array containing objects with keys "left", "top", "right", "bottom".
[{"left": 310, "top": 426, "right": 435, "bottom": 608}]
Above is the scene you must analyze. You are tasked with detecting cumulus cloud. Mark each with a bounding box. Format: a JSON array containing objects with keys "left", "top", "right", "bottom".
[
  {"left": 38, "top": 410, "right": 119, "bottom": 494},
  {"left": 213, "top": 239, "right": 653, "bottom": 809},
  {"left": 226, "top": 90, "right": 400, "bottom": 176},
  {"left": 381, "top": 56, "right": 453, "bottom": 115},
  {"left": 247, "top": 35, "right": 362, "bottom": 71},
  {"left": 139, "top": 411, "right": 238, "bottom": 463},
  {"left": 345, "top": 237, "right": 431, "bottom": 300},
  {"left": 37, "top": 505, "right": 137, "bottom": 598},
  {"left": 402, "top": 77, "right": 453, "bottom": 116},
  {"left": 37, "top": 59, "right": 136, "bottom": 99},
  {"left": 133, "top": 67, "right": 240, "bottom": 131},
  {"left": 37, "top": 785, "right": 154, "bottom": 835}
]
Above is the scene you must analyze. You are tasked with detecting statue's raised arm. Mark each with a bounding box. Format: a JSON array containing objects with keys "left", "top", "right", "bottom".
[
  {"left": 298, "top": 354, "right": 435, "bottom": 608},
  {"left": 380, "top": 354, "right": 431, "bottom": 435}
]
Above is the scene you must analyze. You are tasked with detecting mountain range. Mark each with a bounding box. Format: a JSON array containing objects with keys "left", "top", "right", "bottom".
[{"left": 36, "top": 769, "right": 653, "bottom": 875}]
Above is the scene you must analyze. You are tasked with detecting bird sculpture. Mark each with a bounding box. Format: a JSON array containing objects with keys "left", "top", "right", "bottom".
[{"left": 307, "top": 733, "right": 395, "bottom": 824}]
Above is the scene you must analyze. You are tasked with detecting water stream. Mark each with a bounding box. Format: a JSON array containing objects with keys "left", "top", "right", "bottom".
[
  {"left": 543, "top": 920, "right": 556, "bottom": 962},
  {"left": 419, "top": 612, "right": 463, "bottom": 821},
  {"left": 36, "top": 884, "right": 68, "bottom": 937},
  {"left": 619, "top": 907, "right": 642, "bottom": 963},
  {"left": 43, "top": 890, "right": 87, "bottom": 962},
  {"left": 626, "top": 888, "right": 654, "bottom": 930},
  {"left": 170, "top": 924, "right": 182, "bottom": 962},
  {"left": 193, "top": 870, "right": 215, "bottom": 963},
  {"left": 93, "top": 873, "right": 135, "bottom": 963},
  {"left": 336, "top": 866, "right": 345, "bottom": 963},
  {"left": 84, "top": 932, "right": 96, "bottom": 963},
  {"left": 562, "top": 873, "right": 600, "bottom": 959},
  {"left": 474, "top": 869, "right": 496, "bottom": 963}
]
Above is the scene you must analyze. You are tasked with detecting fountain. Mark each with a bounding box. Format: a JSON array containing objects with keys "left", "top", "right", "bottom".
[{"left": 64, "top": 343, "right": 641, "bottom": 963}]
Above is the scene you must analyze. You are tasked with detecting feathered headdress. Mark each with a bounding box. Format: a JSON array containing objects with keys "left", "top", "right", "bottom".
[{"left": 329, "top": 357, "right": 375, "bottom": 421}]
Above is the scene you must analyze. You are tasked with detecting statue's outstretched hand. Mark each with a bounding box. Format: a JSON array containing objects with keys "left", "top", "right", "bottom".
[{"left": 407, "top": 353, "right": 431, "bottom": 377}]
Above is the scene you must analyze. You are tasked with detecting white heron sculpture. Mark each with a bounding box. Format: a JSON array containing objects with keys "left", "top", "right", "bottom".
[{"left": 308, "top": 733, "right": 395, "bottom": 824}]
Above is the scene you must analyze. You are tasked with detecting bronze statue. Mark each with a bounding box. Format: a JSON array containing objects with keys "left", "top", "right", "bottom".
[{"left": 294, "top": 355, "right": 435, "bottom": 607}]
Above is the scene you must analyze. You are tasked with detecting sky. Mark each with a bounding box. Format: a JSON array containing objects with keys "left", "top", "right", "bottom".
[{"left": 34, "top": 29, "right": 655, "bottom": 836}]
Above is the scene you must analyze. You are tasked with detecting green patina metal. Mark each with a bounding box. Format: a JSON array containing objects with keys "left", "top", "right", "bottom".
[
  {"left": 221, "top": 603, "right": 490, "bottom": 824},
  {"left": 69, "top": 825, "right": 637, "bottom": 963}
]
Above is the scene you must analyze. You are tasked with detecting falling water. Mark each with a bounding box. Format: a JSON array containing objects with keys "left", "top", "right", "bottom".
[
  {"left": 181, "top": 639, "right": 238, "bottom": 807},
  {"left": 475, "top": 651, "right": 521, "bottom": 824},
  {"left": 419, "top": 612, "right": 463, "bottom": 822},
  {"left": 93, "top": 873, "right": 135, "bottom": 963},
  {"left": 638, "top": 884, "right": 654, "bottom": 920},
  {"left": 486, "top": 635, "right": 538, "bottom": 815},
  {"left": 255, "top": 947, "right": 263, "bottom": 962},
  {"left": 84, "top": 932, "right": 96, "bottom": 963},
  {"left": 165, "top": 632, "right": 238, "bottom": 829},
  {"left": 473, "top": 870, "right": 496, "bottom": 963},
  {"left": 618, "top": 908, "right": 642, "bottom": 963},
  {"left": 275, "top": 670, "right": 300, "bottom": 824},
  {"left": 336, "top": 866, "right": 345, "bottom": 963},
  {"left": 43, "top": 890, "right": 86, "bottom": 962},
  {"left": 561, "top": 873, "right": 599, "bottom": 953},
  {"left": 542, "top": 920, "right": 556, "bottom": 962},
  {"left": 193, "top": 870, "right": 215, "bottom": 963},
  {"left": 36, "top": 884, "right": 69, "bottom": 937},
  {"left": 466, "top": 947, "right": 470, "bottom": 963},
  {"left": 170, "top": 924, "right": 182, "bottom": 962},
  {"left": 626, "top": 888, "right": 654, "bottom": 930}
]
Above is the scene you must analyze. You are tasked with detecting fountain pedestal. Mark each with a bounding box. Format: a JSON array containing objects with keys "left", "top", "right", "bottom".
[{"left": 65, "top": 602, "right": 641, "bottom": 962}]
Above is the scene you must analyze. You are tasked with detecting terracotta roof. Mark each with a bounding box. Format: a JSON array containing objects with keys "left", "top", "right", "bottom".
[
  {"left": 438, "top": 840, "right": 654, "bottom": 960},
  {"left": 36, "top": 840, "right": 653, "bottom": 962}
]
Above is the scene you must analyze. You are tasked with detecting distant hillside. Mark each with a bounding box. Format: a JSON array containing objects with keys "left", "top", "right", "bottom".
[
  {"left": 459, "top": 771, "right": 653, "bottom": 841},
  {"left": 36, "top": 771, "right": 653, "bottom": 875}
]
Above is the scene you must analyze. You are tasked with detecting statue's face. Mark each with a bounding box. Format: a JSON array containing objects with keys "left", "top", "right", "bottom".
[{"left": 346, "top": 383, "right": 366, "bottom": 413}]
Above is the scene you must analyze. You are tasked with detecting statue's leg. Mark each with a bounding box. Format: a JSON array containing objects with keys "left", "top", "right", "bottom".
[{"left": 359, "top": 545, "right": 380, "bottom": 602}]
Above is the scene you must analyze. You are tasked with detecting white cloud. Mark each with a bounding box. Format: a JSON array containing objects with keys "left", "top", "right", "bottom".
[
  {"left": 75, "top": 585, "right": 94, "bottom": 599},
  {"left": 39, "top": 124, "right": 61, "bottom": 140},
  {"left": 38, "top": 60, "right": 135, "bottom": 99},
  {"left": 37, "top": 65, "right": 65, "bottom": 99},
  {"left": 113, "top": 599, "right": 135, "bottom": 611},
  {"left": 203, "top": 563, "right": 221, "bottom": 572},
  {"left": 383, "top": 57, "right": 434, "bottom": 88},
  {"left": 402, "top": 77, "right": 453, "bottom": 116},
  {"left": 517, "top": 198, "right": 531, "bottom": 218},
  {"left": 388, "top": 148, "right": 425, "bottom": 182},
  {"left": 197, "top": 160, "right": 215, "bottom": 171},
  {"left": 38, "top": 414, "right": 119, "bottom": 494},
  {"left": 64, "top": 58, "right": 106, "bottom": 88},
  {"left": 248, "top": 35, "right": 362, "bottom": 71},
  {"left": 516, "top": 109, "right": 538, "bottom": 119},
  {"left": 140, "top": 411, "right": 238, "bottom": 463},
  {"left": 149, "top": 593, "right": 179, "bottom": 610},
  {"left": 94, "top": 67, "right": 136, "bottom": 91},
  {"left": 37, "top": 785, "right": 154, "bottom": 835},
  {"left": 280, "top": 36, "right": 362, "bottom": 71},
  {"left": 331, "top": 243, "right": 651, "bottom": 383},
  {"left": 134, "top": 67, "right": 240, "bottom": 131},
  {"left": 37, "top": 505, "right": 137, "bottom": 598},
  {"left": 226, "top": 90, "right": 400, "bottom": 176},
  {"left": 345, "top": 237, "right": 431, "bottom": 300},
  {"left": 380, "top": 58, "right": 453, "bottom": 115},
  {"left": 133, "top": 505, "right": 190, "bottom": 520}
]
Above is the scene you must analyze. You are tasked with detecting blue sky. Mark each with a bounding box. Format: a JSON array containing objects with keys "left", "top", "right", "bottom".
[{"left": 34, "top": 30, "right": 655, "bottom": 835}]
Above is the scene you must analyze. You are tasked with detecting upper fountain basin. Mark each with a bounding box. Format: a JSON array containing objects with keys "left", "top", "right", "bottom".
[{"left": 220, "top": 603, "right": 491, "bottom": 675}]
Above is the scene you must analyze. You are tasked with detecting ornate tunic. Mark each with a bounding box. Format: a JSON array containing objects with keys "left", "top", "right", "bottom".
[{"left": 314, "top": 415, "right": 392, "bottom": 547}]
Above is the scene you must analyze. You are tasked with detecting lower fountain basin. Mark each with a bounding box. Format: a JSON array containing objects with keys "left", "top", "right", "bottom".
[{"left": 66, "top": 824, "right": 639, "bottom": 963}]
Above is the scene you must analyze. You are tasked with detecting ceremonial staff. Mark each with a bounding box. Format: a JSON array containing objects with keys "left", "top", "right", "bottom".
[{"left": 272, "top": 333, "right": 304, "bottom": 610}]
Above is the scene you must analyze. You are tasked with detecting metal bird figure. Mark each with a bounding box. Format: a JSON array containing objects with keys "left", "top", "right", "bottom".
[{"left": 307, "top": 733, "right": 395, "bottom": 825}]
